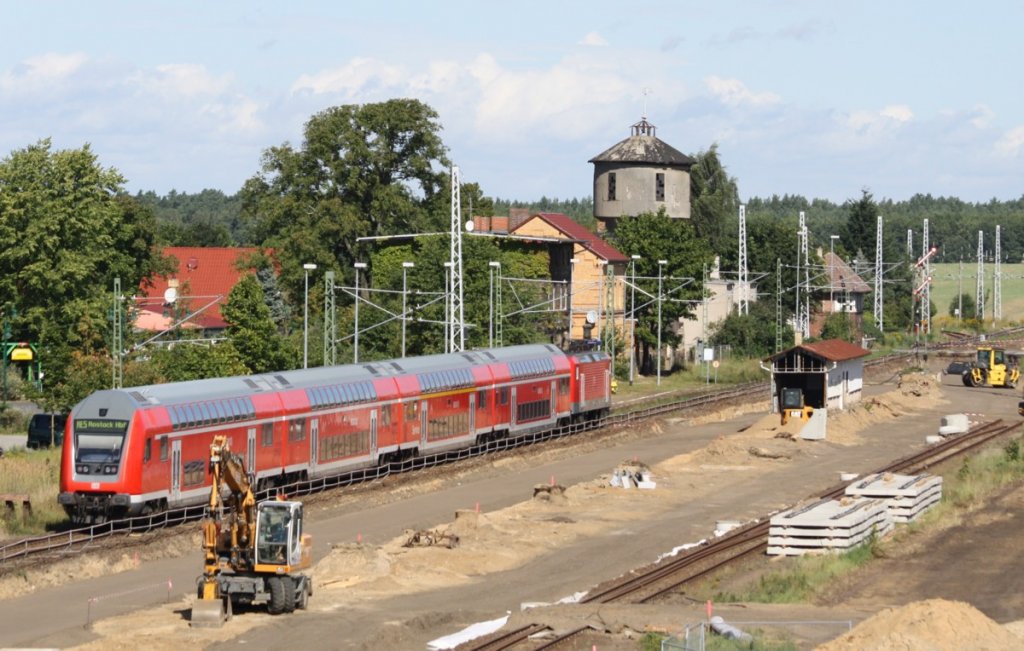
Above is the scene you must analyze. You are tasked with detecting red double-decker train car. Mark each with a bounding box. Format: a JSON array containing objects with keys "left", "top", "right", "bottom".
[{"left": 59, "top": 344, "right": 611, "bottom": 522}]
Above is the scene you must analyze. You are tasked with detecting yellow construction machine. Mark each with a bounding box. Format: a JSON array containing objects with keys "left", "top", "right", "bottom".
[
  {"left": 191, "top": 435, "right": 312, "bottom": 627},
  {"left": 961, "top": 346, "right": 1020, "bottom": 388}
]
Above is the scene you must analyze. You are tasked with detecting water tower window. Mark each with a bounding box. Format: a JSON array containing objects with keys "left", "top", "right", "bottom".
[
  {"left": 655, "top": 173, "right": 665, "bottom": 201},
  {"left": 607, "top": 172, "right": 617, "bottom": 201}
]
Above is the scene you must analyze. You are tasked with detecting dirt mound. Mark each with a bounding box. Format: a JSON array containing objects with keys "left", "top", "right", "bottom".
[{"left": 816, "top": 599, "right": 1024, "bottom": 650}]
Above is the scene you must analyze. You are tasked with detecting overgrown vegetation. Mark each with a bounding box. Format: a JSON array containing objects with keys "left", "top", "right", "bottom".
[
  {"left": 711, "top": 435, "right": 1024, "bottom": 606},
  {"left": 0, "top": 446, "right": 64, "bottom": 536}
]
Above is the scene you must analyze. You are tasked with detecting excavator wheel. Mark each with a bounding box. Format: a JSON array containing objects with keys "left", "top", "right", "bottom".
[
  {"left": 268, "top": 576, "right": 286, "bottom": 615},
  {"left": 280, "top": 575, "right": 296, "bottom": 613},
  {"left": 961, "top": 371, "right": 973, "bottom": 387},
  {"left": 297, "top": 580, "right": 309, "bottom": 610}
]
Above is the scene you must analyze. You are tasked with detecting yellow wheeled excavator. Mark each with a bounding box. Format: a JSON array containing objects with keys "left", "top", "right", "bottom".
[
  {"left": 962, "top": 346, "right": 1020, "bottom": 388},
  {"left": 191, "top": 435, "right": 312, "bottom": 627}
]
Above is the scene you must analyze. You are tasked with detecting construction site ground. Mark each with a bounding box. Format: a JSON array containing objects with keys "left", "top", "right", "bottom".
[{"left": 2, "top": 359, "right": 1023, "bottom": 650}]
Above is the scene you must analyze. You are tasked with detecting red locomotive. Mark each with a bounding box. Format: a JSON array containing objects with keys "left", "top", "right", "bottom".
[{"left": 59, "top": 344, "right": 611, "bottom": 522}]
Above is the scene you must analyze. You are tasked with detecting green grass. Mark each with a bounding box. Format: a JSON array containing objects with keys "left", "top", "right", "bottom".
[
  {"left": 711, "top": 435, "right": 1024, "bottom": 606},
  {"left": 929, "top": 262, "right": 1024, "bottom": 326},
  {"left": 0, "top": 446, "right": 66, "bottom": 537}
]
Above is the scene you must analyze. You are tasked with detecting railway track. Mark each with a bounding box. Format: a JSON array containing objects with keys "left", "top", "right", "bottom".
[
  {"left": 460, "top": 418, "right": 1021, "bottom": 650},
  {"left": 0, "top": 352, "right": 913, "bottom": 567}
]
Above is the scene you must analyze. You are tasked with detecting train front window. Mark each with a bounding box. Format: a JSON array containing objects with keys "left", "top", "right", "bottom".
[{"left": 74, "top": 418, "right": 130, "bottom": 463}]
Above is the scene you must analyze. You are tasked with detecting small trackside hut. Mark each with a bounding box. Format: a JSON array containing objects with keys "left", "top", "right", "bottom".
[{"left": 765, "top": 339, "right": 871, "bottom": 416}]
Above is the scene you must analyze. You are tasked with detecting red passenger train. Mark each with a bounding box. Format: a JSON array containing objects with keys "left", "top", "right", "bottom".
[{"left": 59, "top": 344, "right": 611, "bottom": 522}]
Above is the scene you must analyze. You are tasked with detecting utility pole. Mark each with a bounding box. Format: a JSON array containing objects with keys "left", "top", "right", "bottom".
[
  {"left": 323, "top": 271, "right": 336, "bottom": 366},
  {"left": 112, "top": 277, "right": 123, "bottom": 389},
  {"left": 448, "top": 166, "right": 465, "bottom": 353},
  {"left": 994, "top": 224, "right": 1002, "bottom": 322}
]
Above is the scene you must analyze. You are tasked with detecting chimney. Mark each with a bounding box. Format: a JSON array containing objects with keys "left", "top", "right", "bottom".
[{"left": 509, "top": 208, "right": 531, "bottom": 232}]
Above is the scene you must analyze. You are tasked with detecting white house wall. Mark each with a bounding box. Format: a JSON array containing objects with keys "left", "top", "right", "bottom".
[{"left": 825, "top": 359, "right": 864, "bottom": 410}]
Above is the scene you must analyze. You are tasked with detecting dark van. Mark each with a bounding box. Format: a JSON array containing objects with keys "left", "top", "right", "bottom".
[{"left": 27, "top": 413, "right": 67, "bottom": 449}]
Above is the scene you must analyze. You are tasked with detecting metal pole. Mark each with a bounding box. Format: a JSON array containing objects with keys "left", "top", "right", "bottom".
[
  {"left": 401, "top": 262, "right": 413, "bottom": 358},
  {"left": 488, "top": 261, "right": 501, "bottom": 348},
  {"left": 568, "top": 257, "right": 579, "bottom": 345},
  {"left": 302, "top": 263, "right": 316, "bottom": 369},
  {"left": 354, "top": 262, "right": 366, "bottom": 363},
  {"left": 628, "top": 255, "right": 639, "bottom": 385},
  {"left": 657, "top": 260, "right": 666, "bottom": 386}
]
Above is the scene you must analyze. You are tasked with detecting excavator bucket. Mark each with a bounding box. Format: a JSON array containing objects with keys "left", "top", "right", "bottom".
[{"left": 191, "top": 597, "right": 230, "bottom": 628}]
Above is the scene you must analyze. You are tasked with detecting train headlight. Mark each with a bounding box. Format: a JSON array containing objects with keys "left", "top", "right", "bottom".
[
  {"left": 76, "top": 464, "right": 89, "bottom": 474},
  {"left": 103, "top": 465, "right": 118, "bottom": 475}
]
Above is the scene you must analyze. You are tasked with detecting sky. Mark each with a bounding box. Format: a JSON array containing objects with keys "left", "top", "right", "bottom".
[{"left": 2, "top": 1, "right": 1022, "bottom": 205}]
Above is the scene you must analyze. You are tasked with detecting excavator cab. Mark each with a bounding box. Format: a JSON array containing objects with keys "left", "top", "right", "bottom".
[{"left": 256, "top": 501, "right": 304, "bottom": 567}]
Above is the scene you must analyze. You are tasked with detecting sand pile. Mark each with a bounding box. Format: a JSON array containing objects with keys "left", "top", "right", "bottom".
[
  {"left": 816, "top": 599, "right": 1024, "bottom": 650},
  {"left": 821, "top": 371, "right": 945, "bottom": 446}
]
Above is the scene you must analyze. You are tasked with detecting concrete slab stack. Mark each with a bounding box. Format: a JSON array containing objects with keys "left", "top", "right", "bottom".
[
  {"left": 767, "top": 497, "right": 893, "bottom": 556},
  {"left": 844, "top": 472, "right": 943, "bottom": 523}
]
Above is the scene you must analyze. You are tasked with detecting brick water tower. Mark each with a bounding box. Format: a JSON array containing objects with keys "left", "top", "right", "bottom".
[{"left": 589, "top": 117, "right": 695, "bottom": 233}]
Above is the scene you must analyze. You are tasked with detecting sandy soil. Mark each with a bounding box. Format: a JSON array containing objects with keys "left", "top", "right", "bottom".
[{"left": 51, "top": 370, "right": 1000, "bottom": 651}]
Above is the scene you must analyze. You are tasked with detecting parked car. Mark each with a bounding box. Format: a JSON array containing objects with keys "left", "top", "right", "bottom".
[
  {"left": 27, "top": 412, "right": 67, "bottom": 449},
  {"left": 945, "top": 361, "right": 970, "bottom": 375}
]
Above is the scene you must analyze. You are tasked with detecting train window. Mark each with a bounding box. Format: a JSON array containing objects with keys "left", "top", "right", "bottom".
[
  {"left": 181, "top": 404, "right": 195, "bottom": 428},
  {"left": 198, "top": 403, "right": 212, "bottom": 426},
  {"left": 213, "top": 401, "right": 227, "bottom": 423},
  {"left": 169, "top": 406, "right": 180, "bottom": 430},
  {"left": 324, "top": 385, "right": 336, "bottom": 405},
  {"left": 559, "top": 377, "right": 570, "bottom": 395},
  {"left": 405, "top": 401, "right": 417, "bottom": 421},
  {"left": 289, "top": 417, "right": 306, "bottom": 442},
  {"left": 262, "top": 422, "right": 273, "bottom": 447},
  {"left": 144, "top": 438, "right": 151, "bottom": 462},
  {"left": 160, "top": 437, "right": 168, "bottom": 461},
  {"left": 355, "top": 384, "right": 365, "bottom": 402},
  {"left": 244, "top": 398, "right": 255, "bottom": 419},
  {"left": 228, "top": 399, "right": 240, "bottom": 420},
  {"left": 499, "top": 388, "right": 509, "bottom": 405},
  {"left": 477, "top": 390, "right": 486, "bottom": 409},
  {"left": 183, "top": 460, "right": 205, "bottom": 486}
]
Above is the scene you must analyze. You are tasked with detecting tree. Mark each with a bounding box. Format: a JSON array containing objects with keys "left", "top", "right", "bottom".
[
  {"left": 240, "top": 99, "right": 450, "bottom": 306},
  {"left": 843, "top": 189, "right": 879, "bottom": 262},
  {"left": 709, "top": 301, "right": 786, "bottom": 358},
  {"left": 148, "top": 343, "right": 249, "bottom": 382},
  {"left": 689, "top": 143, "right": 739, "bottom": 258},
  {"left": 611, "top": 210, "right": 713, "bottom": 373},
  {"left": 222, "top": 274, "right": 294, "bottom": 373},
  {"left": 0, "top": 139, "right": 165, "bottom": 400},
  {"left": 949, "top": 292, "right": 976, "bottom": 319},
  {"left": 820, "top": 312, "right": 856, "bottom": 342}
]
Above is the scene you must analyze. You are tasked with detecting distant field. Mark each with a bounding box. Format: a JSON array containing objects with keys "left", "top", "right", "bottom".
[{"left": 929, "top": 262, "right": 1024, "bottom": 324}]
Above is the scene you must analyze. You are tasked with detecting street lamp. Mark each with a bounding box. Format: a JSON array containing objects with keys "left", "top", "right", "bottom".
[
  {"left": 401, "top": 262, "right": 414, "bottom": 358},
  {"left": 628, "top": 255, "right": 641, "bottom": 385},
  {"left": 302, "top": 263, "right": 317, "bottom": 369},
  {"left": 353, "top": 262, "right": 366, "bottom": 363},
  {"left": 656, "top": 259, "right": 667, "bottom": 386},
  {"left": 829, "top": 235, "right": 840, "bottom": 312},
  {"left": 488, "top": 261, "right": 501, "bottom": 348},
  {"left": 568, "top": 257, "right": 579, "bottom": 342}
]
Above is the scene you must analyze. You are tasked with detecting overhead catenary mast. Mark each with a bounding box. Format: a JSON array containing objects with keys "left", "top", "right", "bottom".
[
  {"left": 738, "top": 204, "right": 749, "bottom": 315},
  {"left": 449, "top": 165, "right": 465, "bottom": 353},
  {"left": 976, "top": 230, "right": 985, "bottom": 322},
  {"left": 874, "top": 215, "right": 884, "bottom": 333},
  {"left": 994, "top": 225, "right": 1002, "bottom": 322},
  {"left": 922, "top": 219, "right": 930, "bottom": 334}
]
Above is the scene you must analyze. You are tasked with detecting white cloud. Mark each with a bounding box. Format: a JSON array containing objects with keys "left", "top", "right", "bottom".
[
  {"left": 578, "top": 31, "right": 608, "bottom": 46},
  {"left": 704, "top": 76, "right": 780, "bottom": 107},
  {"left": 290, "top": 57, "right": 405, "bottom": 97},
  {"left": 137, "top": 63, "right": 231, "bottom": 98},
  {"left": 880, "top": 104, "right": 913, "bottom": 122},
  {"left": 969, "top": 103, "right": 995, "bottom": 129},
  {"left": 995, "top": 126, "right": 1024, "bottom": 157},
  {"left": 1, "top": 52, "right": 87, "bottom": 93}
]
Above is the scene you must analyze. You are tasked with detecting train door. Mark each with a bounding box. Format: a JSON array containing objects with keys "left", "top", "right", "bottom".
[
  {"left": 420, "top": 400, "right": 428, "bottom": 447},
  {"left": 170, "top": 439, "right": 181, "bottom": 502},
  {"left": 247, "top": 427, "right": 256, "bottom": 474},
  {"left": 370, "top": 410, "right": 378, "bottom": 462},
  {"left": 550, "top": 380, "right": 556, "bottom": 419},
  {"left": 468, "top": 392, "right": 476, "bottom": 434},
  {"left": 310, "top": 418, "right": 319, "bottom": 474},
  {"left": 511, "top": 387, "right": 518, "bottom": 426}
]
